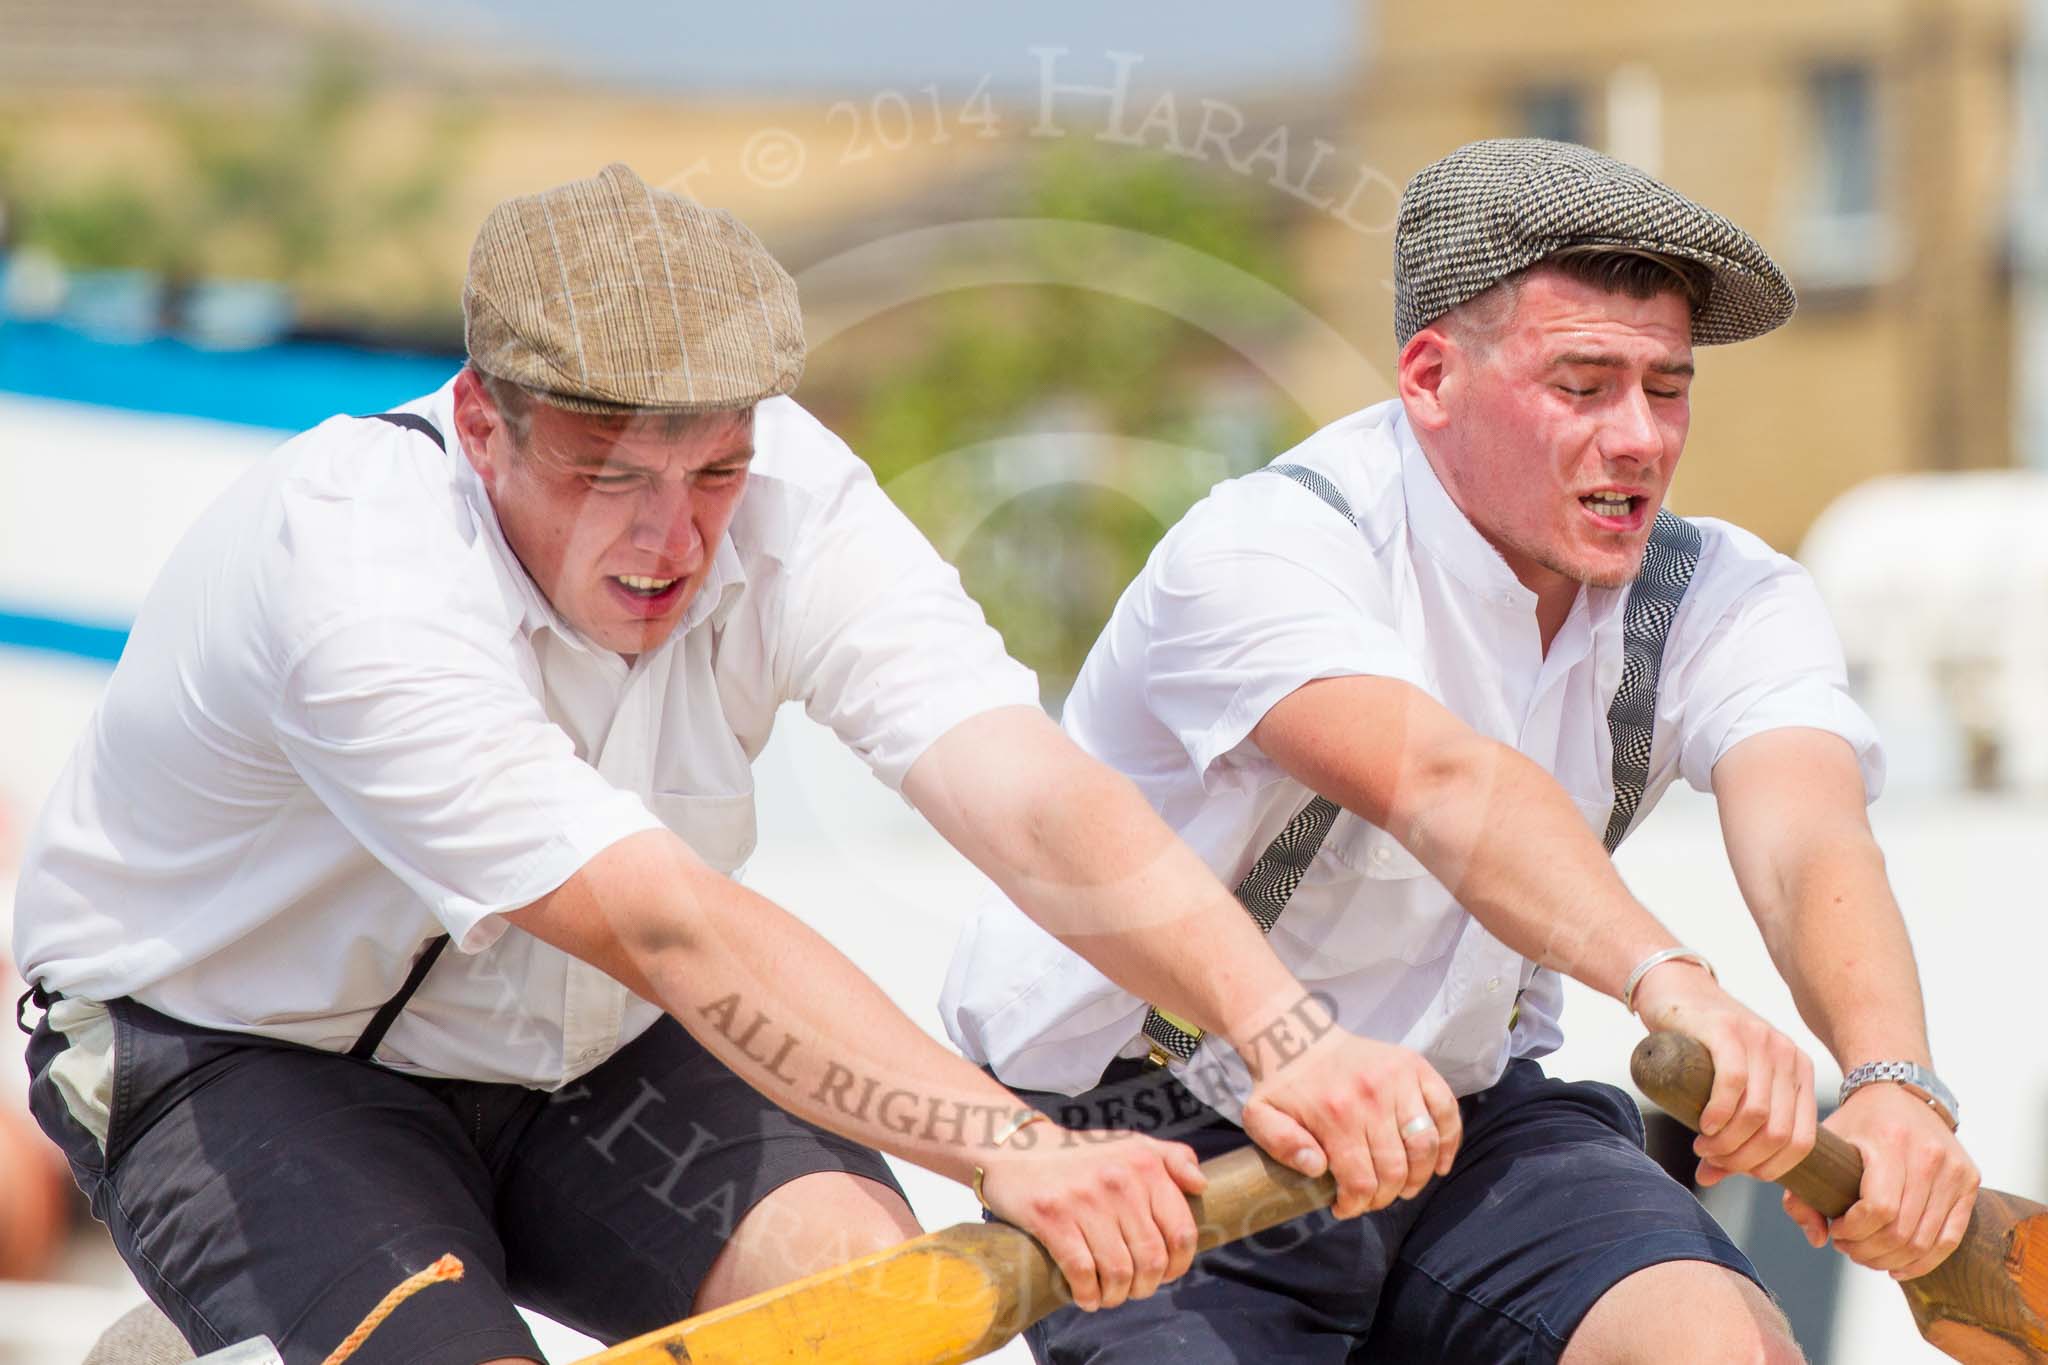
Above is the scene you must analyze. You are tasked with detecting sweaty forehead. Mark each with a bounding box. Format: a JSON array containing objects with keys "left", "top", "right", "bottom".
[
  {"left": 1507, "top": 290, "right": 1692, "bottom": 368},
  {"left": 544, "top": 406, "right": 756, "bottom": 471},
  {"left": 1528, "top": 269, "right": 1689, "bottom": 325}
]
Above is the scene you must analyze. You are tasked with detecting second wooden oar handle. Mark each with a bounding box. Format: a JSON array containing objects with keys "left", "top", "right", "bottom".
[
  {"left": 1183, "top": 1142, "right": 1340, "bottom": 1253},
  {"left": 1630, "top": 1030, "right": 1865, "bottom": 1218},
  {"left": 987, "top": 1137, "right": 1337, "bottom": 1340}
]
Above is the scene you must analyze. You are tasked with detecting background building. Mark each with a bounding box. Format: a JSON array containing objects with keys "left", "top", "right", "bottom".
[{"left": 1346, "top": 0, "right": 2030, "bottom": 552}]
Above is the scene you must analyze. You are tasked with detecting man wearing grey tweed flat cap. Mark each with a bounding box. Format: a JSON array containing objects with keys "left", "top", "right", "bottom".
[
  {"left": 946, "top": 138, "right": 1978, "bottom": 1363},
  {"left": 17, "top": 163, "right": 1463, "bottom": 1363}
]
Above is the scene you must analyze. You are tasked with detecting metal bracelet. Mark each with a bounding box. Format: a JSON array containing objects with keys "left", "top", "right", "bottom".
[
  {"left": 973, "top": 1110, "right": 1052, "bottom": 1211},
  {"left": 1621, "top": 947, "right": 1716, "bottom": 1016}
]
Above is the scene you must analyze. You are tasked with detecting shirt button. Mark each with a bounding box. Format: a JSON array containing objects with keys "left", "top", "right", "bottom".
[
  {"left": 576, "top": 1047, "right": 603, "bottom": 1063},
  {"left": 1486, "top": 977, "right": 1501, "bottom": 992},
  {"left": 1370, "top": 846, "right": 1391, "bottom": 866}
]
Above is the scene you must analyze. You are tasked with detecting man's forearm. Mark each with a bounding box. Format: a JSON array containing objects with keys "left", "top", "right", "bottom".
[
  {"left": 1759, "top": 833, "right": 1931, "bottom": 1067},
  {"left": 1715, "top": 729, "right": 1934, "bottom": 1069},
  {"left": 510, "top": 831, "right": 1043, "bottom": 1183},
  {"left": 640, "top": 883, "right": 1055, "bottom": 1181},
  {"left": 1008, "top": 759, "right": 1333, "bottom": 1053},
  {"left": 904, "top": 706, "right": 1322, "bottom": 1061}
]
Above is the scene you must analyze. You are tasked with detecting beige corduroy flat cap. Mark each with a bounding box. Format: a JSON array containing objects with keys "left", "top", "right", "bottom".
[
  {"left": 1393, "top": 138, "right": 1796, "bottom": 349},
  {"left": 463, "top": 162, "right": 805, "bottom": 414}
]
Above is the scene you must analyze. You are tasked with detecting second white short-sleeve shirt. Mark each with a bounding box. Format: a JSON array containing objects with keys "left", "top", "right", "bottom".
[{"left": 943, "top": 399, "right": 1881, "bottom": 1118}]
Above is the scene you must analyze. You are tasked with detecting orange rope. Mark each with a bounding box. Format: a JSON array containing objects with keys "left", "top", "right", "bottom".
[{"left": 319, "top": 1252, "right": 465, "bottom": 1365}]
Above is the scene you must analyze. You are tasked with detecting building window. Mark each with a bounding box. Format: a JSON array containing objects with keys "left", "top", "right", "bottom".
[
  {"left": 1795, "top": 62, "right": 1895, "bottom": 288},
  {"left": 1520, "top": 87, "right": 1590, "bottom": 147}
]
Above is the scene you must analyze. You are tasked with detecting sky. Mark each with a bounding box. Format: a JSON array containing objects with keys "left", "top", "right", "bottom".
[{"left": 339, "top": 0, "right": 1360, "bottom": 93}]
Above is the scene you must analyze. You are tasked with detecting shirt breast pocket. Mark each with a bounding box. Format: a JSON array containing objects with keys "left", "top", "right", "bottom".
[
  {"left": 645, "top": 790, "right": 759, "bottom": 876},
  {"left": 1571, "top": 793, "right": 1616, "bottom": 843},
  {"left": 1277, "top": 817, "right": 1459, "bottom": 968}
]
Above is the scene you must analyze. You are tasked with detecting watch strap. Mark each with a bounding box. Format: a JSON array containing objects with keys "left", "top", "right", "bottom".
[{"left": 1839, "top": 1060, "right": 1960, "bottom": 1130}]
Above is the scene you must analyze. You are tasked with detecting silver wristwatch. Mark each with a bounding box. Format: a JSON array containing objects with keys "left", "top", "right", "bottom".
[{"left": 1838, "top": 1061, "right": 1960, "bottom": 1130}]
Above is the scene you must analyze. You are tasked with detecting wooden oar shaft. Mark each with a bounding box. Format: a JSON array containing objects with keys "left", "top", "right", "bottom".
[
  {"left": 949, "top": 1142, "right": 1338, "bottom": 1352},
  {"left": 1631, "top": 1031, "right": 2048, "bottom": 1364},
  {"left": 1630, "top": 1030, "right": 1865, "bottom": 1217},
  {"left": 1184, "top": 1142, "right": 1340, "bottom": 1255},
  {"left": 574, "top": 1141, "right": 1336, "bottom": 1365}
]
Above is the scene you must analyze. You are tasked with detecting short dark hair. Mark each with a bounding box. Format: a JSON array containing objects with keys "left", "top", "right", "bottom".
[
  {"left": 1439, "top": 247, "right": 1709, "bottom": 351},
  {"left": 1543, "top": 246, "right": 1711, "bottom": 306}
]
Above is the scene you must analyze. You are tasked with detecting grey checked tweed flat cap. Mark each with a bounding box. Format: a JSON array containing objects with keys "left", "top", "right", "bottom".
[
  {"left": 1393, "top": 139, "right": 1796, "bottom": 349},
  {"left": 464, "top": 162, "right": 804, "bottom": 414}
]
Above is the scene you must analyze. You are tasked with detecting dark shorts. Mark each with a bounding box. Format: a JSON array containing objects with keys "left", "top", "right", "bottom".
[
  {"left": 25, "top": 998, "right": 902, "bottom": 1365},
  {"left": 1013, "top": 1057, "right": 1762, "bottom": 1365}
]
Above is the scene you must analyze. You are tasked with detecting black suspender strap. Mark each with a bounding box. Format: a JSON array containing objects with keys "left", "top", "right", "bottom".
[
  {"left": 362, "top": 411, "right": 447, "bottom": 451},
  {"left": 15, "top": 981, "right": 54, "bottom": 1036},
  {"left": 1138, "top": 466, "right": 1704, "bottom": 1067},
  {"left": 348, "top": 934, "right": 452, "bottom": 1061},
  {"left": 340, "top": 407, "right": 454, "bottom": 1063}
]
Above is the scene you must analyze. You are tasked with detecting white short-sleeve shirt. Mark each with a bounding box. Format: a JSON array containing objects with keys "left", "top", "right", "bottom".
[
  {"left": 941, "top": 399, "right": 1881, "bottom": 1118},
  {"left": 14, "top": 379, "right": 1037, "bottom": 1087}
]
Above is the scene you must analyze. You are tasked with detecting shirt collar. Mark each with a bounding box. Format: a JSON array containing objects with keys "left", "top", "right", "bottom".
[
  {"left": 1388, "top": 408, "right": 1631, "bottom": 636},
  {"left": 1392, "top": 410, "right": 1536, "bottom": 609},
  {"left": 429, "top": 379, "right": 749, "bottom": 662}
]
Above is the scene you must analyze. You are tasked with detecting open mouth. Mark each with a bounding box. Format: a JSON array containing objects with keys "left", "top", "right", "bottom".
[
  {"left": 1578, "top": 492, "right": 1647, "bottom": 530},
  {"left": 608, "top": 573, "right": 686, "bottom": 614}
]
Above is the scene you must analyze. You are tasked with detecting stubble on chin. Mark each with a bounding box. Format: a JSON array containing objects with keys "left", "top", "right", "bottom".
[{"left": 1527, "top": 533, "right": 1650, "bottom": 592}]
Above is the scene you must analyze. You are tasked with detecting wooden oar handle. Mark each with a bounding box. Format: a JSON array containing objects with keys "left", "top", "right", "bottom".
[
  {"left": 1183, "top": 1143, "right": 1339, "bottom": 1253},
  {"left": 971, "top": 1138, "right": 1337, "bottom": 1350},
  {"left": 1630, "top": 1030, "right": 1864, "bottom": 1217},
  {"left": 1632, "top": 1031, "right": 2048, "bottom": 1364},
  {"left": 997, "top": 1141, "right": 1336, "bottom": 1305}
]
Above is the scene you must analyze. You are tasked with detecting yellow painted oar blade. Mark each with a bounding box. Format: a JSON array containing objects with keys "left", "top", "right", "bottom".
[
  {"left": 577, "top": 1223, "right": 1049, "bottom": 1365},
  {"left": 575, "top": 1145, "right": 1338, "bottom": 1365}
]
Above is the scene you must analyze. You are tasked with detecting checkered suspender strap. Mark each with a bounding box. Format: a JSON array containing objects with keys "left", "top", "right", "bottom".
[
  {"left": 1137, "top": 472, "right": 1703, "bottom": 1065},
  {"left": 1139, "top": 465, "right": 1352, "bottom": 1064},
  {"left": 1599, "top": 510, "right": 1702, "bottom": 850}
]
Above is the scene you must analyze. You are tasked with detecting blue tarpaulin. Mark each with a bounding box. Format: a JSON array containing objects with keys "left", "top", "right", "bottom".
[
  {"left": 0, "top": 314, "right": 462, "bottom": 662},
  {"left": 0, "top": 318, "right": 461, "bottom": 432}
]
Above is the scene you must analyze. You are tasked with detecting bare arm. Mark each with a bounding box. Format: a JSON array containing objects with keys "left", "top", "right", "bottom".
[
  {"left": 509, "top": 830, "right": 1016, "bottom": 1179},
  {"left": 506, "top": 827, "right": 1208, "bottom": 1310},
  {"left": 1252, "top": 674, "right": 1815, "bottom": 1178},
  {"left": 903, "top": 705, "right": 1464, "bottom": 1216},
  {"left": 1714, "top": 729, "right": 1926, "bottom": 1064},
  {"left": 903, "top": 707, "right": 1329, "bottom": 1061},
  {"left": 1713, "top": 727, "right": 1978, "bottom": 1278}
]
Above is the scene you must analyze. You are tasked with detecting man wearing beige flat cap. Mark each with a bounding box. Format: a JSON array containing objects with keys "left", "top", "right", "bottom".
[
  {"left": 16, "top": 163, "right": 1467, "bottom": 1363},
  {"left": 948, "top": 138, "right": 1979, "bottom": 1363}
]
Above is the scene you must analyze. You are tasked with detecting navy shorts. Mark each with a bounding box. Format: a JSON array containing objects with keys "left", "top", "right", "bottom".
[
  {"left": 25, "top": 998, "right": 902, "bottom": 1365},
  {"left": 1014, "top": 1057, "right": 1761, "bottom": 1365}
]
